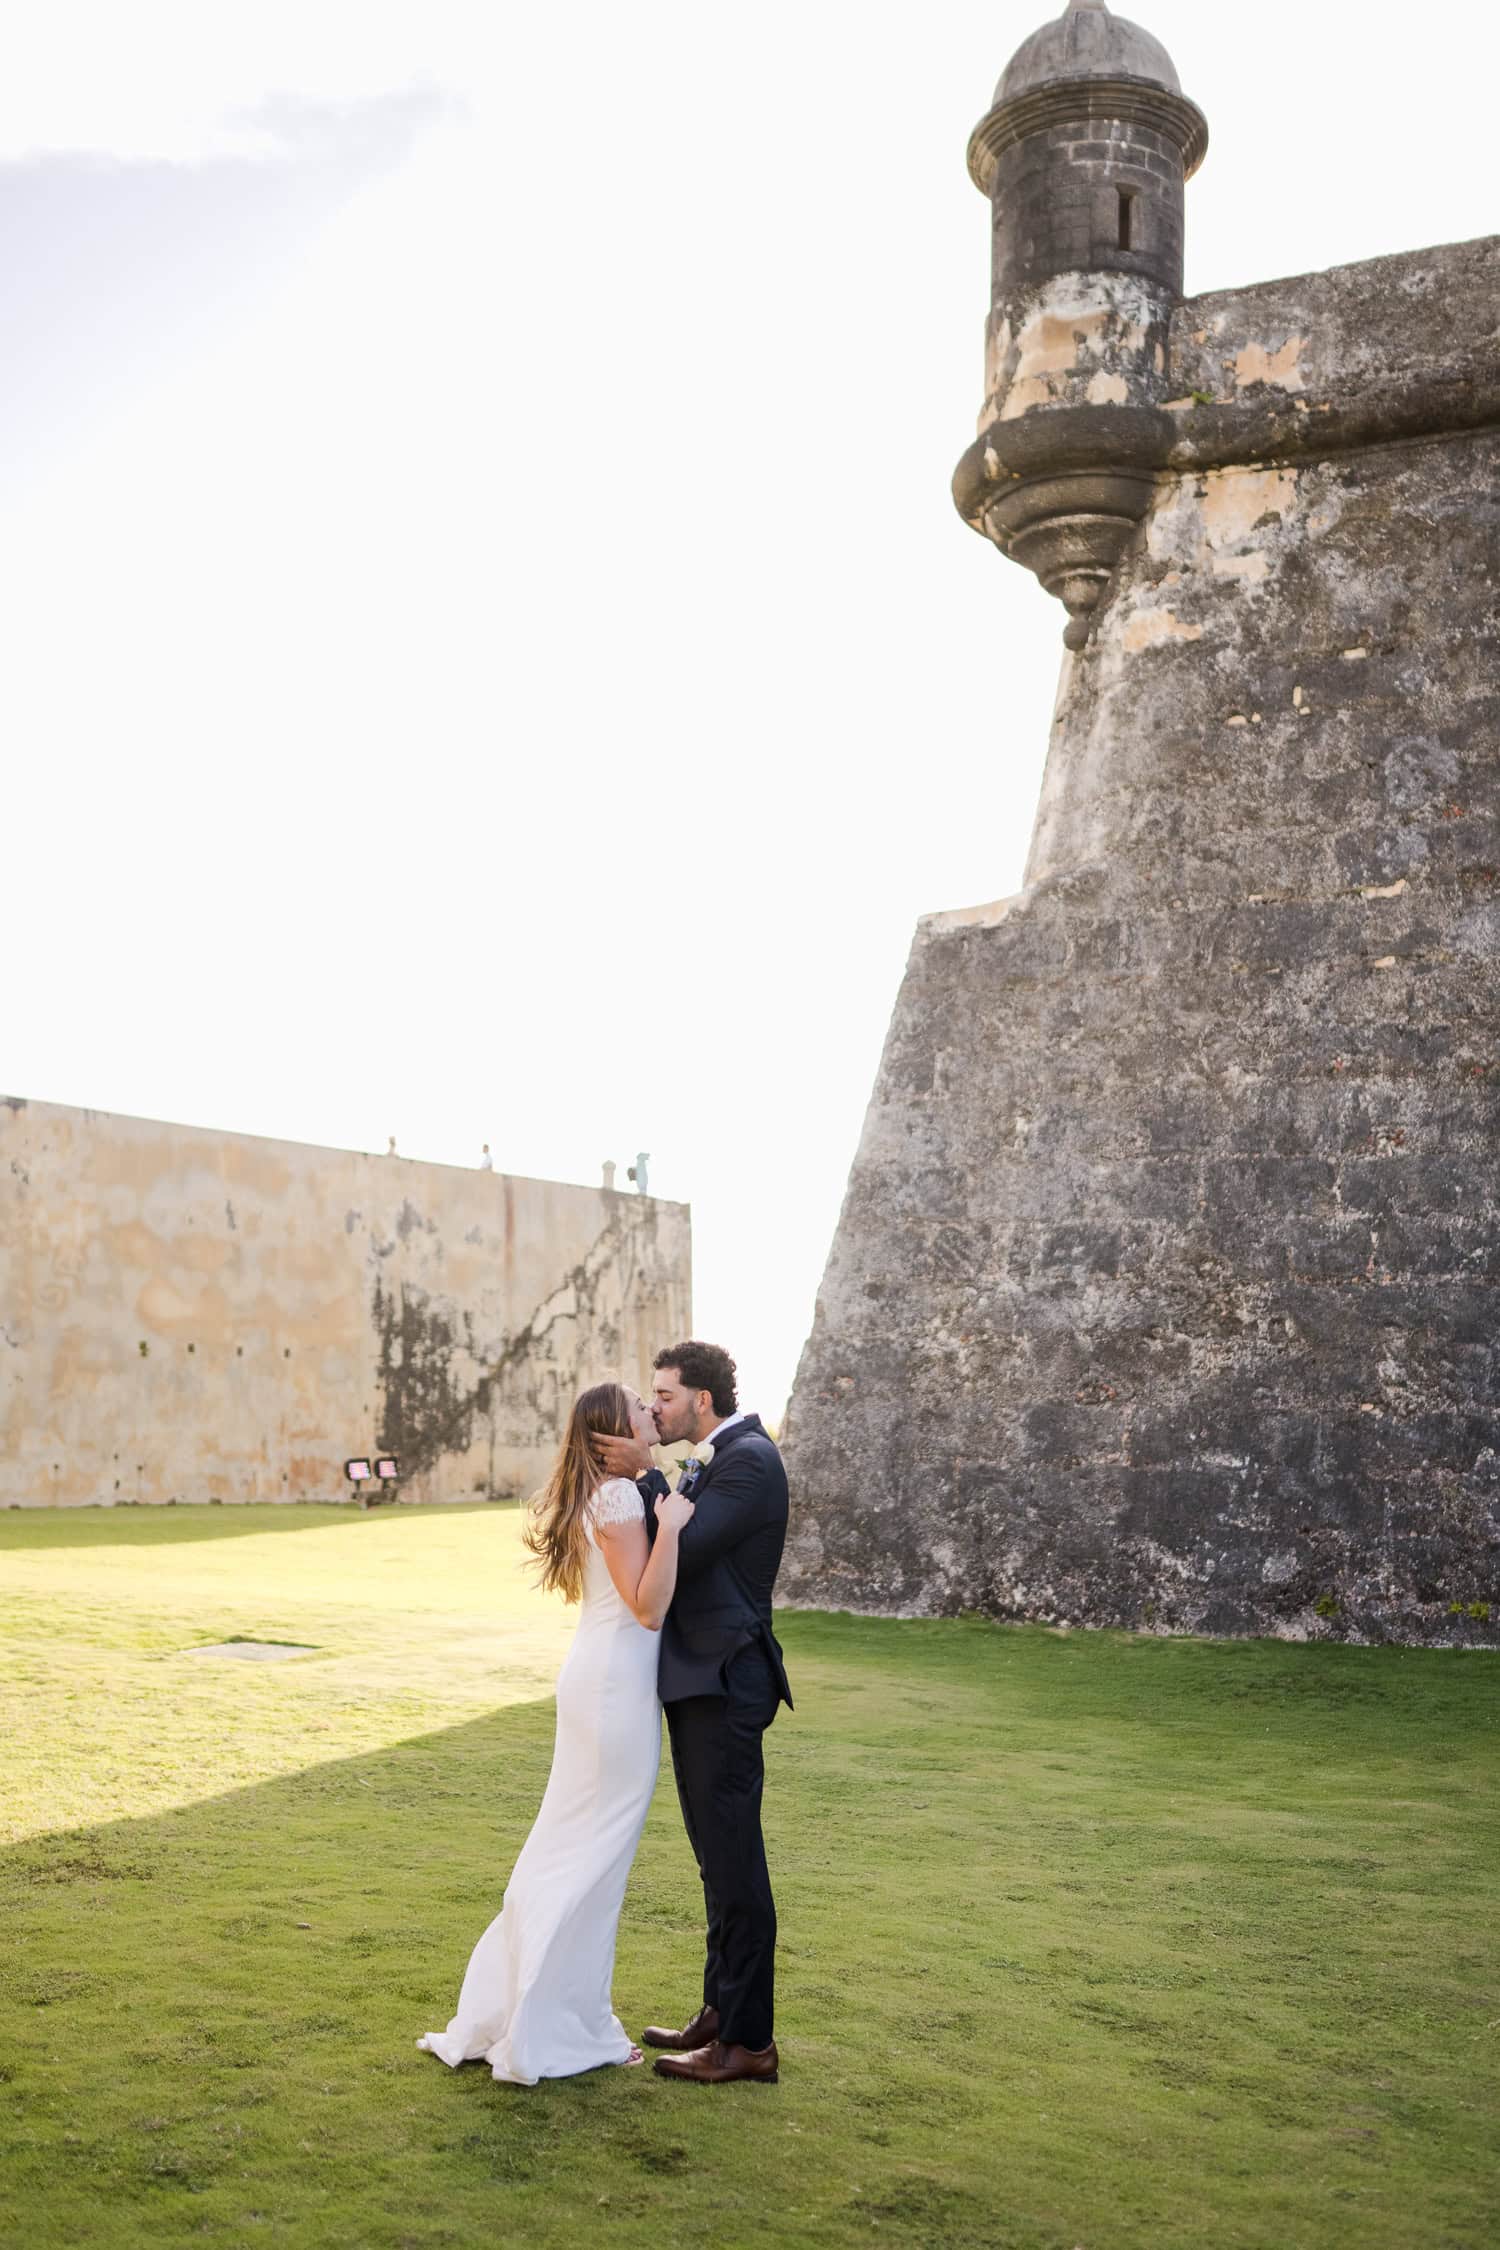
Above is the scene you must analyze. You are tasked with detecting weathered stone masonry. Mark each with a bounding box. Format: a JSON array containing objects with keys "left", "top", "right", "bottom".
[
  {"left": 782, "top": 0, "right": 1500, "bottom": 1644},
  {"left": 0, "top": 1096, "right": 690, "bottom": 1506}
]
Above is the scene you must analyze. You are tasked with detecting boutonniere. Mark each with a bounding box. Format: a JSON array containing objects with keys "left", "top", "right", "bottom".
[{"left": 677, "top": 1439, "right": 715, "bottom": 1494}]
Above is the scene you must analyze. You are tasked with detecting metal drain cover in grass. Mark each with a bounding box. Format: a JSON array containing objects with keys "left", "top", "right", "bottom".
[{"left": 183, "top": 1639, "right": 319, "bottom": 1662}]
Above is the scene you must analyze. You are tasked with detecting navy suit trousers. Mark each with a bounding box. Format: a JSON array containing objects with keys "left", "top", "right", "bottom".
[{"left": 663, "top": 1642, "right": 781, "bottom": 2050}]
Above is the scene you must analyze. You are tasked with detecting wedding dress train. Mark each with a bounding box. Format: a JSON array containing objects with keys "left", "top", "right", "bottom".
[{"left": 417, "top": 1478, "right": 660, "bottom": 2085}]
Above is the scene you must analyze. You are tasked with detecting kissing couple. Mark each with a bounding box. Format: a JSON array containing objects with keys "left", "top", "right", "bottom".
[{"left": 418, "top": 1338, "right": 791, "bottom": 2087}]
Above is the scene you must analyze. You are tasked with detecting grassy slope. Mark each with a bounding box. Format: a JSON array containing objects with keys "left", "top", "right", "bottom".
[{"left": 0, "top": 1504, "right": 1495, "bottom": 2250}]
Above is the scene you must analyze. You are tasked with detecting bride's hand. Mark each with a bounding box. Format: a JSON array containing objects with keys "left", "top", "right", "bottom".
[
  {"left": 655, "top": 1491, "right": 695, "bottom": 1534},
  {"left": 595, "top": 1431, "right": 653, "bottom": 1479}
]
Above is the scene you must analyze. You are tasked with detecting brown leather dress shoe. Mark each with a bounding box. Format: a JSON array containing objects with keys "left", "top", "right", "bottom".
[
  {"left": 640, "top": 2005, "right": 720, "bottom": 2052},
  {"left": 652, "top": 2039, "right": 779, "bottom": 2086}
]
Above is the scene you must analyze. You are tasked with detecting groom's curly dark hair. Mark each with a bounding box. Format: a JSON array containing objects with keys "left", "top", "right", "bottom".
[{"left": 654, "top": 1339, "right": 738, "bottom": 1418}]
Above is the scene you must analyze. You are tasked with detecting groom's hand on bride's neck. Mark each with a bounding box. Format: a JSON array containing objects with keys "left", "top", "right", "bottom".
[{"left": 594, "top": 1432, "right": 654, "bottom": 1479}]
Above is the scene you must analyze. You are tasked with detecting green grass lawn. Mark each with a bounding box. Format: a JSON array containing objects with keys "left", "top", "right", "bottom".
[{"left": 1, "top": 1503, "right": 1495, "bottom": 2250}]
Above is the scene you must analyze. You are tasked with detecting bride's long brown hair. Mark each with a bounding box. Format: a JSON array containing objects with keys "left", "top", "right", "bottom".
[{"left": 523, "top": 1380, "right": 635, "bottom": 1604}]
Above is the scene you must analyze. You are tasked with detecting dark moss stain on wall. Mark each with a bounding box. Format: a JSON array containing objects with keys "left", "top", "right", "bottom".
[
  {"left": 371, "top": 1200, "right": 676, "bottom": 1492},
  {"left": 371, "top": 1277, "right": 475, "bottom": 1478},
  {"left": 395, "top": 1200, "right": 437, "bottom": 1244}
]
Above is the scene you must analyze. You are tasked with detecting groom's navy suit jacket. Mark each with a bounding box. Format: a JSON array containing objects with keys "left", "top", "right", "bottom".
[{"left": 640, "top": 1414, "right": 792, "bottom": 1711}]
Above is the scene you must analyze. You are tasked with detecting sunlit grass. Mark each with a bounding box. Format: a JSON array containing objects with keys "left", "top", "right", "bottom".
[
  {"left": 1, "top": 1503, "right": 569, "bottom": 1840},
  {"left": 1, "top": 1504, "right": 1495, "bottom": 2250}
]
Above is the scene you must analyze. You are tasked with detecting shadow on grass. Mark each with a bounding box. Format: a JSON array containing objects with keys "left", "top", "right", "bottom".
[
  {"left": 781, "top": 1607, "right": 1498, "bottom": 1731},
  {"left": 2, "top": 1617, "right": 1496, "bottom": 2250},
  {"left": 0, "top": 1697, "right": 580, "bottom": 2243},
  {"left": 0, "top": 1497, "right": 521, "bottom": 1553},
  {"left": 4, "top": 1690, "right": 859, "bottom": 2249}
]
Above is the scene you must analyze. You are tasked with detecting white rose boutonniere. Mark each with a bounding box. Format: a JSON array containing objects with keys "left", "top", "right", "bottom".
[{"left": 677, "top": 1439, "right": 716, "bottom": 1495}]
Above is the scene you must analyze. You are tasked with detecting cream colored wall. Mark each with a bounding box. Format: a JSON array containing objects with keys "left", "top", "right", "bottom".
[{"left": 0, "top": 1096, "right": 691, "bottom": 1506}]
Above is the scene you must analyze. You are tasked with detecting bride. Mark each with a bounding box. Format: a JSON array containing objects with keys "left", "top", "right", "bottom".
[{"left": 417, "top": 1379, "right": 691, "bottom": 2085}]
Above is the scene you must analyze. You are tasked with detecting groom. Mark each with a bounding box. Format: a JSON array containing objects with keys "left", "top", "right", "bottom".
[{"left": 596, "top": 1338, "right": 791, "bottom": 2086}]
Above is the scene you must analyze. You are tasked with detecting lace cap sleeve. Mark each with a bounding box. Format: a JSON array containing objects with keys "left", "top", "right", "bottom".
[{"left": 592, "top": 1477, "right": 646, "bottom": 1528}]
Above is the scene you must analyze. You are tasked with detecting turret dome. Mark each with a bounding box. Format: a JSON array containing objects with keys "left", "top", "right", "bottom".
[
  {"left": 995, "top": 0, "right": 1182, "bottom": 107},
  {"left": 967, "top": 0, "right": 1207, "bottom": 194}
]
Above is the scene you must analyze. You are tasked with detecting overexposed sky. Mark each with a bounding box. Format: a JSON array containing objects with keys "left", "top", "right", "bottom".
[{"left": 5, "top": 1, "right": 1496, "bottom": 1417}]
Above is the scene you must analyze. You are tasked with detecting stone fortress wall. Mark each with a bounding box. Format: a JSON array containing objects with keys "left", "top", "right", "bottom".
[
  {"left": 0, "top": 1095, "right": 691, "bottom": 1507},
  {"left": 783, "top": 1, "right": 1500, "bottom": 1644}
]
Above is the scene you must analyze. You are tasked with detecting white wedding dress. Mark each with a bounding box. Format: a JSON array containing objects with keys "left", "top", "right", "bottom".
[{"left": 417, "top": 1478, "right": 661, "bottom": 2084}]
